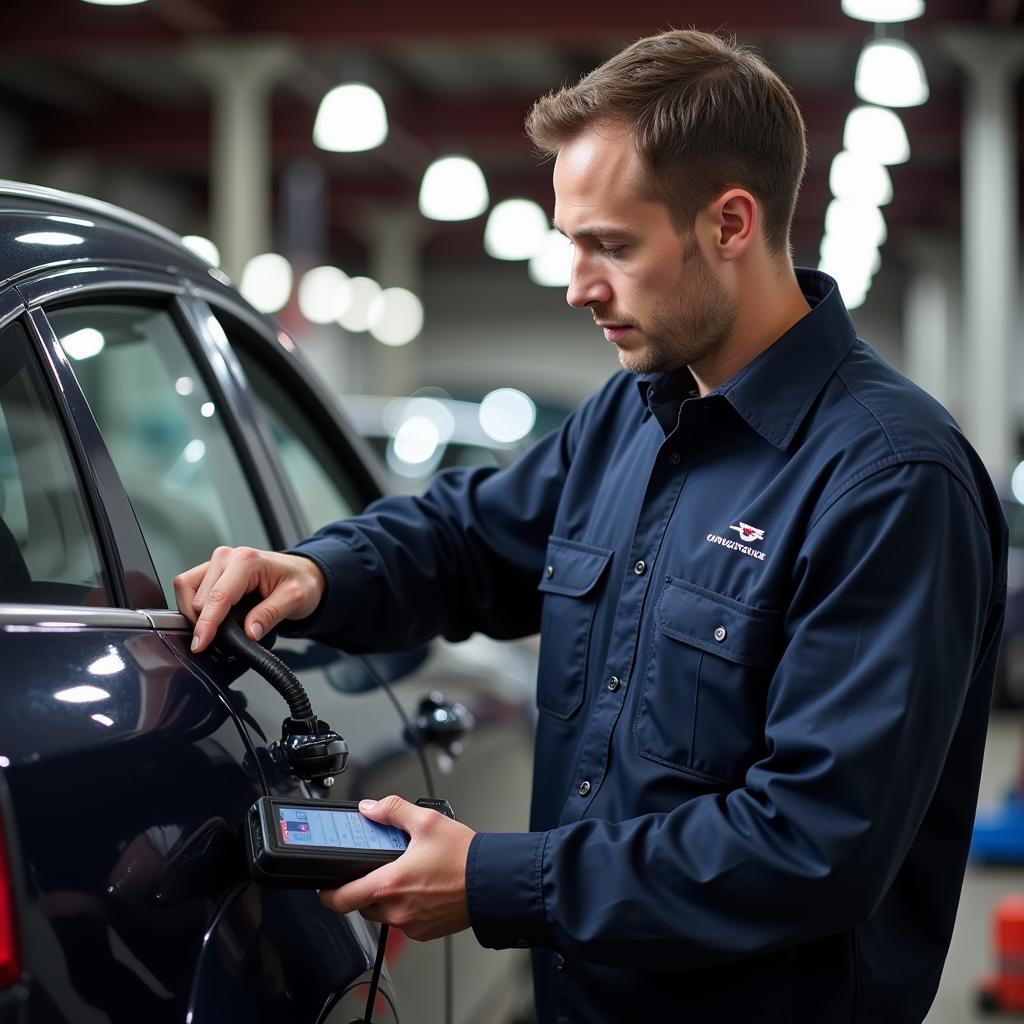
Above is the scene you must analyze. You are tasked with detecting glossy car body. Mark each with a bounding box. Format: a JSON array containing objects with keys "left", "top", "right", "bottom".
[{"left": 0, "top": 182, "right": 534, "bottom": 1024}]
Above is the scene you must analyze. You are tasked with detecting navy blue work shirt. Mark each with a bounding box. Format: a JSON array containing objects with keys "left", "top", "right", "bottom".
[{"left": 289, "top": 270, "right": 1007, "bottom": 1023}]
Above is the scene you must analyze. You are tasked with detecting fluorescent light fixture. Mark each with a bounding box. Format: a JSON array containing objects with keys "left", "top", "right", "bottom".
[
  {"left": 479, "top": 389, "right": 536, "bottom": 444},
  {"left": 240, "top": 252, "right": 293, "bottom": 314},
  {"left": 855, "top": 39, "right": 929, "bottom": 108},
  {"left": 484, "top": 198, "right": 549, "bottom": 260},
  {"left": 819, "top": 233, "right": 881, "bottom": 279},
  {"left": 528, "top": 229, "right": 574, "bottom": 287},
  {"left": 419, "top": 156, "right": 489, "bottom": 221},
  {"left": 825, "top": 198, "right": 887, "bottom": 249},
  {"left": 61, "top": 328, "right": 105, "bottom": 361},
  {"left": 829, "top": 151, "right": 893, "bottom": 206},
  {"left": 15, "top": 232, "right": 84, "bottom": 246},
  {"left": 1012, "top": 461, "right": 1024, "bottom": 504},
  {"left": 82, "top": 0, "right": 150, "bottom": 5},
  {"left": 367, "top": 287, "right": 424, "bottom": 346},
  {"left": 844, "top": 105, "right": 910, "bottom": 165},
  {"left": 337, "top": 276, "right": 381, "bottom": 333},
  {"left": 314, "top": 83, "right": 388, "bottom": 153},
  {"left": 55, "top": 685, "right": 110, "bottom": 703},
  {"left": 182, "top": 235, "right": 220, "bottom": 267},
  {"left": 392, "top": 416, "right": 440, "bottom": 466},
  {"left": 841, "top": 0, "right": 924, "bottom": 22},
  {"left": 299, "top": 265, "right": 352, "bottom": 324}
]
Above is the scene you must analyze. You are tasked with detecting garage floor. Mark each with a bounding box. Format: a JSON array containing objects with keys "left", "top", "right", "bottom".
[{"left": 926, "top": 711, "right": 1024, "bottom": 1023}]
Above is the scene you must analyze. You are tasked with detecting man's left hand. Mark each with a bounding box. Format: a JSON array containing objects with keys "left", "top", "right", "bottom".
[{"left": 319, "top": 795, "right": 475, "bottom": 941}]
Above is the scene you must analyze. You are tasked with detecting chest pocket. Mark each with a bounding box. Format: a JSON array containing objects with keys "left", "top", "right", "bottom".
[
  {"left": 535, "top": 536, "right": 613, "bottom": 719},
  {"left": 635, "top": 576, "right": 781, "bottom": 784}
]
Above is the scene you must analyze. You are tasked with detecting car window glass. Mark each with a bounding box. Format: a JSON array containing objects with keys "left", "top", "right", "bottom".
[
  {"left": 0, "top": 319, "right": 110, "bottom": 605},
  {"left": 222, "top": 319, "right": 362, "bottom": 527},
  {"left": 46, "top": 304, "right": 270, "bottom": 606}
]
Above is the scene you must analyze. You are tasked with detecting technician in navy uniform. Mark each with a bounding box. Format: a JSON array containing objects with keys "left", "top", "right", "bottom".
[{"left": 179, "top": 29, "right": 1008, "bottom": 1023}]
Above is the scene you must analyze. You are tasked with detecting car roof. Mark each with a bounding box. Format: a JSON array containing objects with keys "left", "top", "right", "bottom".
[{"left": 0, "top": 179, "right": 226, "bottom": 286}]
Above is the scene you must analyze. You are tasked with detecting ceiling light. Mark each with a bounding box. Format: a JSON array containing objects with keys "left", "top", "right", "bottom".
[
  {"left": 392, "top": 416, "right": 441, "bottom": 466},
  {"left": 15, "top": 232, "right": 84, "bottom": 246},
  {"left": 337, "top": 276, "right": 381, "bottom": 333},
  {"left": 855, "top": 39, "right": 929, "bottom": 108},
  {"left": 182, "top": 235, "right": 220, "bottom": 267},
  {"left": 61, "top": 328, "right": 105, "bottom": 361},
  {"left": 820, "top": 234, "right": 881, "bottom": 279},
  {"left": 528, "top": 230, "right": 574, "bottom": 287},
  {"left": 825, "top": 198, "right": 887, "bottom": 249},
  {"left": 367, "top": 287, "right": 424, "bottom": 346},
  {"left": 419, "top": 156, "right": 489, "bottom": 221},
  {"left": 479, "top": 389, "right": 537, "bottom": 443},
  {"left": 54, "top": 685, "right": 110, "bottom": 703},
  {"left": 299, "top": 265, "right": 352, "bottom": 324},
  {"left": 829, "top": 151, "right": 893, "bottom": 206},
  {"left": 314, "top": 83, "right": 388, "bottom": 153},
  {"left": 82, "top": 0, "right": 150, "bottom": 5},
  {"left": 844, "top": 105, "right": 910, "bottom": 165},
  {"left": 841, "top": 0, "right": 924, "bottom": 22},
  {"left": 484, "top": 198, "right": 550, "bottom": 260},
  {"left": 240, "top": 253, "right": 293, "bottom": 314}
]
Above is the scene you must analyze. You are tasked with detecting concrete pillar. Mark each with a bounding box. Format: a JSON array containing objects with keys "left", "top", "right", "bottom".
[
  {"left": 186, "top": 40, "right": 296, "bottom": 281},
  {"left": 364, "top": 206, "right": 430, "bottom": 396},
  {"left": 902, "top": 237, "right": 959, "bottom": 414},
  {"left": 943, "top": 31, "right": 1024, "bottom": 485}
]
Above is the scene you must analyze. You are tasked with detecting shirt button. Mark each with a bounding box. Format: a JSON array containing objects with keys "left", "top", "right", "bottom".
[
  {"left": 578, "top": 780, "right": 591, "bottom": 796},
  {"left": 556, "top": 953, "right": 566, "bottom": 971},
  {"left": 714, "top": 626, "right": 727, "bottom": 642},
  {"left": 633, "top": 560, "right": 647, "bottom": 576},
  {"left": 668, "top": 452, "right": 681, "bottom": 465},
  {"left": 607, "top": 675, "right": 620, "bottom": 692},
  {"left": 545, "top": 565, "right": 554, "bottom": 579}
]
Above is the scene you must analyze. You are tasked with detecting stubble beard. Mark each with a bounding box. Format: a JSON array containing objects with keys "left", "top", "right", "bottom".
[{"left": 616, "top": 237, "right": 737, "bottom": 376}]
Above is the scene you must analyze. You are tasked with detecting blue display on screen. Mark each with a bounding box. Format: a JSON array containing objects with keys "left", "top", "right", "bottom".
[{"left": 278, "top": 806, "right": 408, "bottom": 851}]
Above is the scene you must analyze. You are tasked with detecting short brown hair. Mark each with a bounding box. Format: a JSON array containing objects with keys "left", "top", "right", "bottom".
[{"left": 526, "top": 29, "right": 807, "bottom": 256}]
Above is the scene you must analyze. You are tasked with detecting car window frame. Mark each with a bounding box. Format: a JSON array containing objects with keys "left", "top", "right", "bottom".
[
  {"left": 15, "top": 265, "right": 295, "bottom": 609},
  {"left": 185, "top": 288, "right": 390, "bottom": 542},
  {"left": 0, "top": 286, "right": 142, "bottom": 609}
]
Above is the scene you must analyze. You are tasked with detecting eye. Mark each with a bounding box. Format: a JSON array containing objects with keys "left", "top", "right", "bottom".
[{"left": 600, "top": 244, "right": 625, "bottom": 258}]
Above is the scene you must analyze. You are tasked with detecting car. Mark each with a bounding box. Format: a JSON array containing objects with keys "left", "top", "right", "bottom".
[
  {"left": 0, "top": 181, "right": 535, "bottom": 1024},
  {"left": 338, "top": 392, "right": 569, "bottom": 494}
]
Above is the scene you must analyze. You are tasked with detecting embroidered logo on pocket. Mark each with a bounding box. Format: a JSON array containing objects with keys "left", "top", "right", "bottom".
[{"left": 729, "top": 522, "right": 764, "bottom": 542}]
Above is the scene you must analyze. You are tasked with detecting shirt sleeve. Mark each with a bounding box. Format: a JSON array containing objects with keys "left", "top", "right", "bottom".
[
  {"left": 279, "top": 399, "right": 584, "bottom": 652},
  {"left": 467, "top": 458, "right": 1007, "bottom": 969}
]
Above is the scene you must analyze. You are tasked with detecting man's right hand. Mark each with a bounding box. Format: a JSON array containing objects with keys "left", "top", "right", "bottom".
[{"left": 174, "top": 547, "right": 327, "bottom": 654}]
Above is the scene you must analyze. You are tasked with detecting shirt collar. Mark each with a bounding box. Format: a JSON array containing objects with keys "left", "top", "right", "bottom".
[{"left": 635, "top": 269, "right": 857, "bottom": 449}]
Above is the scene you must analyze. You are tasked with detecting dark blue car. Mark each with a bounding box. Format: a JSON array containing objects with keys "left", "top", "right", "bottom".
[{"left": 0, "top": 182, "right": 534, "bottom": 1023}]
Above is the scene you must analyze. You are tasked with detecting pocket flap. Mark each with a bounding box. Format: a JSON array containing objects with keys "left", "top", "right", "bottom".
[
  {"left": 538, "top": 537, "right": 613, "bottom": 598},
  {"left": 655, "top": 577, "right": 780, "bottom": 666}
]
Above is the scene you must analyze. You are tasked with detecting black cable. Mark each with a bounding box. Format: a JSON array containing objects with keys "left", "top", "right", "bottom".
[
  {"left": 359, "top": 655, "right": 453, "bottom": 1024},
  {"left": 362, "top": 922, "right": 390, "bottom": 1024}
]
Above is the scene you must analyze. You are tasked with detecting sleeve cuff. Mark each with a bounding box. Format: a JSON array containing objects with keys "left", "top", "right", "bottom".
[
  {"left": 466, "top": 831, "right": 553, "bottom": 951},
  {"left": 279, "top": 536, "right": 366, "bottom": 639}
]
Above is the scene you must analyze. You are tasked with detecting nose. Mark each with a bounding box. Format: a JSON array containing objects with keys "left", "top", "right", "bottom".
[{"left": 565, "top": 254, "right": 611, "bottom": 309}]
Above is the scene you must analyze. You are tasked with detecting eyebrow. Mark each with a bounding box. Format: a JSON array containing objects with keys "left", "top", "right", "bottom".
[{"left": 553, "top": 222, "right": 635, "bottom": 241}]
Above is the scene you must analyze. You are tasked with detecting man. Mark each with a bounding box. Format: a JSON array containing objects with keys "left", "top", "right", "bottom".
[{"left": 177, "top": 30, "right": 1007, "bottom": 1023}]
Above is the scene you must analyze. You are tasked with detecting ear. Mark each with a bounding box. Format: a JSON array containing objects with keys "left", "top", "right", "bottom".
[{"left": 709, "top": 189, "right": 757, "bottom": 261}]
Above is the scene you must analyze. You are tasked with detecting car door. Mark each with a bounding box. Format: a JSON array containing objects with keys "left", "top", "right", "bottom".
[
  {"left": 17, "top": 270, "right": 400, "bottom": 1023},
  {"left": 194, "top": 293, "right": 536, "bottom": 1024}
]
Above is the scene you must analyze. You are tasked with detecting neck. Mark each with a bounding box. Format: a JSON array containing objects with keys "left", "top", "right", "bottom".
[{"left": 690, "top": 263, "right": 811, "bottom": 397}]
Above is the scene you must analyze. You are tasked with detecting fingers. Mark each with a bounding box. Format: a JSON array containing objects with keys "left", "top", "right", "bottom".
[
  {"left": 173, "top": 560, "right": 208, "bottom": 625},
  {"left": 359, "top": 795, "right": 434, "bottom": 835},
  {"left": 189, "top": 547, "right": 260, "bottom": 652},
  {"left": 178, "top": 549, "right": 327, "bottom": 653},
  {"left": 320, "top": 867, "right": 391, "bottom": 916}
]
